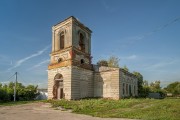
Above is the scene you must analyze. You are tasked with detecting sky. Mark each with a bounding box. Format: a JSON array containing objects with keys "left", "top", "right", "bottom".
[{"left": 0, "top": 0, "right": 180, "bottom": 88}]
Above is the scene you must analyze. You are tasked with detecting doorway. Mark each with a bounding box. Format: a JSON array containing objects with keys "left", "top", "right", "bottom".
[{"left": 53, "top": 74, "right": 64, "bottom": 99}]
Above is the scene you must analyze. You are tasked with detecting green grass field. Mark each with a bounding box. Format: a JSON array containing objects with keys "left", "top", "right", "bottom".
[{"left": 47, "top": 98, "right": 180, "bottom": 120}]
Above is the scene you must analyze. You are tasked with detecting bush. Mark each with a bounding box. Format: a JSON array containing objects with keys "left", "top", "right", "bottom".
[
  {"left": 0, "top": 89, "right": 10, "bottom": 101},
  {"left": 0, "top": 82, "right": 38, "bottom": 102}
]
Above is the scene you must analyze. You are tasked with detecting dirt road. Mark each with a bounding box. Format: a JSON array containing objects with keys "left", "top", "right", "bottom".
[{"left": 0, "top": 102, "right": 137, "bottom": 120}]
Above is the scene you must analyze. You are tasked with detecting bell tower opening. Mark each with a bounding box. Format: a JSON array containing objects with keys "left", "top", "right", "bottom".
[
  {"left": 79, "top": 33, "right": 85, "bottom": 52},
  {"left": 60, "top": 31, "right": 65, "bottom": 50}
]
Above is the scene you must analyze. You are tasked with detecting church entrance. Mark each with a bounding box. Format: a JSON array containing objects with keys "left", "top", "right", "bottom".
[{"left": 53, "top": 74, "right": 64, "bottom": 99}]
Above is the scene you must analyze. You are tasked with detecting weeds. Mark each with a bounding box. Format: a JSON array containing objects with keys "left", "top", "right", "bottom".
[{"left": 46, "top": 98, "right": 180, "bottom": 120}]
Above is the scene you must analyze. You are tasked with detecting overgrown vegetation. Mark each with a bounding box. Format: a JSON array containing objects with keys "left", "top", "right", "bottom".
[
  {"left": 137, "top": 79, "right": 166, "bottom": 98},
  {"left": 138, "top": 80, "right": 180, "bottom": 98},
  {"left": 47, "top": 98, "right": 180, "bottom": 120},
  {"left": 0, "top": 82, "right": 38, "bottom": 102},
  {"left": 133, "top": 71, "right": 144, "bottom": 97},
  {"left": 164, "top": 81, "right": 180, "bottom": 96},
  {"left": 97, "top": 56, "right": 119, "bottom": 68}
]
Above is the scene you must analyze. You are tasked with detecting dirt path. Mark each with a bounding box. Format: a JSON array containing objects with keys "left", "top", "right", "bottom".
[{"left": 0, "top": 102, "right": 137, "bottom": 120}]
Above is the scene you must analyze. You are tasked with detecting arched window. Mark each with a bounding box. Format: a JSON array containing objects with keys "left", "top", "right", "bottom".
[
  {"left": 54, "top": 73, "right": 63, "bottom": 81},
  {"left": 129, "top": 85, "right": 131, "bottom": 96},
  {"left": 126, "top": 84, "right": 128, "bottom": 95},
  {"left": 123, "top": 83, "right": 125, "bottom": 95},
  {"left": 79, "top": 33, "right": 85, "bottom": 52},
  {"left": 80, "top": 59, "right": 85, "bottom": 64},
  {"left": 60, "top": 32, "right": 64, "bottom": 49}
]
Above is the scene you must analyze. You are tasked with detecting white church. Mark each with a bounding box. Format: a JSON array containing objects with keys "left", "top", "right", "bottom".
[{"left": 48, "top": 16, "right": 138, "bottom": 100}]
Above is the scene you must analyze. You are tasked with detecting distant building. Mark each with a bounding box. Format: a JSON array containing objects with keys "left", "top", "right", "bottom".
[
  {"left": 48, "top": 16, "right": 138, "bottom": 100},
  {"left": 167, "top": 93, "right": 173, "bottom": 97}
]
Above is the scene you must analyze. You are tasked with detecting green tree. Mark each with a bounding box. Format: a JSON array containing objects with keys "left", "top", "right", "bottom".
[
  {"left": 25, "top": 85, "right": 38, "bottom": 100},
  {"left": 142, "top": 85, "right": 150, "bottom": 97},
  {"left": 133, "top": 71, "right": 143, "bottom": 97},
  {"left": 107, "top": 56, "right": 119, "bottom": 68},
  {"left": 0, "top": 89, "right": 9, "bottom": 101},
  {"left": 0, "top": 84, "right": 10, "bottom": 101},
  {"left": 0, "top": 82, "right": 38, "bottom": 101},
  {"left": 122, "top": 65, "right": 129, "bottom": 71},
  {"left": 97, "top": 60, "right": 108, "bottom": 66},
  {"left": 143, "top": 80, "right": 149, "bottom": 86},
  {"left": 164, "top": 81, "right": 180, "bottom": 96},
  {"left": 148, "top": 80, "right": 166, "bottom": 97},
  {"left": 149, "top": 80, "right": 161, "bottom": 92}
]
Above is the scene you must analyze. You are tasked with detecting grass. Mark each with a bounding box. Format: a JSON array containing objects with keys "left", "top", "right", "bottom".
[
  {"left": 46, "top": 98, "right": 180, "bottom": 120},
  {"left": 0, "top": 100, "right": 37, "bottom": 106}
]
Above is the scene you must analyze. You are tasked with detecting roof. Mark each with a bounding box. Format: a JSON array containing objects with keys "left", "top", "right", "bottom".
[{"left": 53, "top": 16, "right": 92, "bottom": 33}]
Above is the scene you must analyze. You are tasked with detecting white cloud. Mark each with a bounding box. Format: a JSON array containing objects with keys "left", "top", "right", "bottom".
[
  {"left": 27, "top": 59, "right": 50, "bottom": 70},
  {"left": 7, "top": 45, "right": 50, "bottom": 71},
  {"left": 145, "top": 60, "right": 178, "bottom": 71},
  {"left": 126, "top": 55, "right": 137, "bottom": 60},
  {"left": 122, "top": 55, "right": 137, "bottom": 60},
  {"left": 127, "top": 35, "right": 145, "bottom": 41}
]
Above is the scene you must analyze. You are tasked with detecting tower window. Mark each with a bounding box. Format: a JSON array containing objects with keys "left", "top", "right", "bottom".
[
  {"left": 80, "top": 59, "right": 85, "bottom": 64},
  {"left": 79, "top": 33, "right": 85, "bottom": 52},
  {"left": 58, "top": 58, "right": 62, "bottom": 63},
  {"left": 60, "top": 32, "right": 64, "bottom": 49}
]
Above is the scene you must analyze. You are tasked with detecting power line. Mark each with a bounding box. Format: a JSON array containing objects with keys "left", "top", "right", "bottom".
[
  {"left": 1, "top": 73, "right": 16, "bottom": 84},
  {"left": 1, "top": 72, "right": 18, "bottom": 102},
  {"left": 17, "top": 72, "right": 24, "bottom": 83}
]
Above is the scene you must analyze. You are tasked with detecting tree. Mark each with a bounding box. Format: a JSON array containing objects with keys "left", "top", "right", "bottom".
[
  {"left": 0, "top": 84, "right": 10, "bottom": 101},
  {"left": 0, "top": 88, "right": 10, "bottom": 101},
  {"left": 133, "top": 71, "right": 143, "bottom": 97},
  {"left": 0, "top": 82, "right": 38, "bottom": 101},
  {"left": 122, "top": 65, "right": 129, "bottom": 71},
  {"left": 107, "top": 56, "right": 120, "bottom": 68},
  {"left": 143, "top": 80, "right": 149, "bottom": 86},
  {"left": 164, "top": 81, "right": 180, "bottom": 96},
  {"left": 97, "top": 60, "right": 108, "bottom": 66},
  {"left": 142, "top": 85, "right": 150, "bottom": 97},
  {"left": 149, "top": 80, "right": 161, "bottom": 92},
  {"left": 25, "top": 85, "right": 38, "bottom": 100},
  {"left": 148, "top": 80, "right": 166, "bottom": 97}
]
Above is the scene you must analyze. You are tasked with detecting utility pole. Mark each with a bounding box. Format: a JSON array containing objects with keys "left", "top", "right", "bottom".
[{"left": 14, "top": 72, "right": 17, "bottom": 102}]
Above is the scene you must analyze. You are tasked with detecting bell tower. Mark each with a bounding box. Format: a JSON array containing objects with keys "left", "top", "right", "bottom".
[
  {"left": 48, "top": 16, "right": 92, "bottom": 70},
  {"left": 48, "top": 16, "right": 93, "bottom": 100}
]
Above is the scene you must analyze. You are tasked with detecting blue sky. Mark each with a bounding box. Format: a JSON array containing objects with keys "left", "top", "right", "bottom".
[{"left": 0, "top": 0, "right": 180, "bottom": 88}]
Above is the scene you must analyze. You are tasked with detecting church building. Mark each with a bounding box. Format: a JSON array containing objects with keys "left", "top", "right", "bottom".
[{"left": 48, "top": 16, "right": 138, "bottom": 100}]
